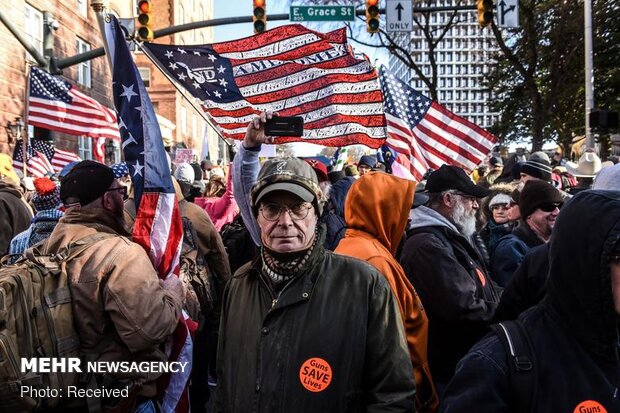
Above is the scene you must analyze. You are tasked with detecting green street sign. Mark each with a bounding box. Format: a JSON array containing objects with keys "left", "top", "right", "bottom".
[{"left": 290, "top": 5, "right": 355, "bottom": 22}]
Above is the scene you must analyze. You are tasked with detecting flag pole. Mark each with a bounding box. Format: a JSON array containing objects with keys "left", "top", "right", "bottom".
[
  {"left": 136, "top": 42, "right": 231, "bottom": 148},
  {"left": 22, "top": 62, "right": 32, "bottom": 178}
]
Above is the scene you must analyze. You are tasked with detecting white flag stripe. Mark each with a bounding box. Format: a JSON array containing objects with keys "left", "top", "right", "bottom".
[
  {"left": 28, "top": 114, "right": 121, "bottom": 138},
  {"left": 210, "top": 102, "right": 384, "bottom": 126},
  {"left": 415, "top": 122, "right": 480, "bottom": 170},
  {"left": 237, "top": 62, "right": 372, "bottom": 97},
  {"left": 427, "top": 106, "right": 495, "bottom": 151},
  {"left": 221, "top": 33, "right": 323, "bottom": 60},
  {"left": 29, "top": 99, "right": 121, "bottom": 129},
  {"left": 202, "top": 79, "right": 381, "bottom": 113}
]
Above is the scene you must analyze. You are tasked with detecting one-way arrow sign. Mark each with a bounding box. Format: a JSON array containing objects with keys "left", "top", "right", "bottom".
[
  {"left": 497, "top": 0, "right": 519, "bottom": 27},
  {"left": 386, "top": 0, "right": 412, "bottom": 33}
]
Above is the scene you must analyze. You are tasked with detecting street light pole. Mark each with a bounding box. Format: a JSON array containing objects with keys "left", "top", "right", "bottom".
[{"left": 584, "top": 0, "right": 594, "bottom": 149}]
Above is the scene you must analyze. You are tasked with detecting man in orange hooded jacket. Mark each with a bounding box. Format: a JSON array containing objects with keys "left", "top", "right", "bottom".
[{"left": 335, "top": 171, "right": 438, "bottom": 412}]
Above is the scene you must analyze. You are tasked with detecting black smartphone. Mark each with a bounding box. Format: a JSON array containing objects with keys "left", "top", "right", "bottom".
[{"left": 264, "top": 115, "right": 304, "bottom": 137}]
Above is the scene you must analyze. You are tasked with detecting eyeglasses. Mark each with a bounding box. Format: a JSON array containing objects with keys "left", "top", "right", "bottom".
[
  {"left": 538, "top": 202, "right": 562, "bottom": 212},
  {"left": 105, "top": 186, "right": 128, "bottom": 201},
  {"left": 610, "top": 253, "right": 620, "bottom": 265},
  {"left": 259, "top": 202, "right": 313, "bottom": 221}
]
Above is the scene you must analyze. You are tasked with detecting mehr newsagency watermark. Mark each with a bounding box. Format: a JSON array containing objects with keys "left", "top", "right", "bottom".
[{"left": 18, "top": 357, "right": 189, "bottom": 399}]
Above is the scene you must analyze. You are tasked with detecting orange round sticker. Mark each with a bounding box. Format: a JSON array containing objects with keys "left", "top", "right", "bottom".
[
  {"left": 476, "top": 268, "right": 487, "bottom": 287},
  {"left": 573, "top": 400, "right": 608, "bottom": 413},
  {"left": 299, "top": 357, "right": 332, "bottom": 392}
]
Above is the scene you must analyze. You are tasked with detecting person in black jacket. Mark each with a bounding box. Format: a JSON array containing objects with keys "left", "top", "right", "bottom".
[
  {"left": 491, "top": 180, "right": 562, "bottom": 287},
  {"left": 215, "top": 114, "right": 415, "bottom": 413},
  {"left": 440, "top": 190, "right": 620, "bottom": 412},
  {"left": 400, "top": 164, "right": 502, "bottom": 394}
]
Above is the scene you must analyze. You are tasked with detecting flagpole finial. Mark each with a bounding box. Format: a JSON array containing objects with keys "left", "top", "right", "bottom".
[{"left": 90, "top": 0, "right": 107, "bottom": 13}]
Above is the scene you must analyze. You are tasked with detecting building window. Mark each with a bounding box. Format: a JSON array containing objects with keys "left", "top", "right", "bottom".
[
  {"left": 180, "top": 106, "right": 188, "bottom": 134},
  {"left": 76, "top": 38, "right": 91, "bottom": 87},
  {"left": 77, "top": 0, "right": 88, "bottom": 17},
  {"left": 24, "top": 4, "right": 43, "bottom": 62},
  {"left": 138, "top": 67, "right": 151, "bottom": 88},
  {"left": 78, "top": 136, "right": 92, "bottom": 160}
]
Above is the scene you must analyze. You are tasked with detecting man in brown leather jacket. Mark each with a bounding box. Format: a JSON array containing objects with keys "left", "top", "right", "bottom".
[{"left": 46, "top": 160, "right": 184, "bottom": 412}]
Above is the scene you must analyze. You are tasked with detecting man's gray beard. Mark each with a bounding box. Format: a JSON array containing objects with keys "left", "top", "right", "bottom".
[{"left": 451, "top": 200, "right": 477, "bottom": 239}]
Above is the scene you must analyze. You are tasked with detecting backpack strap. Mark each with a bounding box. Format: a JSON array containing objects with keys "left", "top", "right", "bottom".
[{"left": 490, "top": 320, "right": 538, "bottom": 413}]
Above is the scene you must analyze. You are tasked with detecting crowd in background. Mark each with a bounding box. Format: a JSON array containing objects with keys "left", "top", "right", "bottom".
[{"left": 1, "top": 113, "right": 620, "bottom": 412}]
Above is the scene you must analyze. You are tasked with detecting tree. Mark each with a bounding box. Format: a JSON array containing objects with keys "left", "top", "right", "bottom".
[
  {"left": 488, "top": 0, "right": 619, "bottom": 152},
  {"left": 276, "top": 143, "right": 296, "bottom": 157}
]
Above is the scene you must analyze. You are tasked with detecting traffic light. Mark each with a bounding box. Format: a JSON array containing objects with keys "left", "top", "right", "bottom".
[
  {"left": 366, "top": 0, "right": 380, "bottom": 33},
  {"left": 253, "top": 0, "right": 266, "bottom": 34},
  {"left": 477, "top": 0, "right": 493, "bottom": 28},
  {"left": 137, "top": 0, "right": 154, "bottom": 41}
]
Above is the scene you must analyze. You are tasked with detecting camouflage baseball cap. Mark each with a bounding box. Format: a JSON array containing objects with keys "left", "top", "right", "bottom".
[{"left": 251, "top": 157, "right": 323, "bottom": 216}]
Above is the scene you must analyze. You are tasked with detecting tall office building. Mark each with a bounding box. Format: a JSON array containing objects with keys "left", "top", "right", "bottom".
[{"left": 388, "top": 1, "right": 499, "bottom": 129}]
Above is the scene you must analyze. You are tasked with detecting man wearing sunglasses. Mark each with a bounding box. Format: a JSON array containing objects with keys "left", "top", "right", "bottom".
[
  {"left": 492, "top": 180, "right": 563, "bottom": 288},
  {"left": 216, "top": 116, "right": 415, "bottom": 412},
  {"left": 441, "top": 190, "right": 620, "bottom": 411}
]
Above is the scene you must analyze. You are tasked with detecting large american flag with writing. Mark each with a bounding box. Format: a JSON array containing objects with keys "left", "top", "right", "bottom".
[
  {"left": 104, "top": 15, "right": 191, "bottom": 413},
  {"left": 143, "top": 24, "right": 387, "bottom": 148},
  {"left": 379, "top": 66, "right": 497, "bottom": 181},
  {"left": 30, "top": 139, "right": 81, "bottom": 173},
  {"left": 12, "top": 139, "right": 55, "bottom": 177},
  {"left": 28, "top": 66, "right": 121, "bottom": 142}
]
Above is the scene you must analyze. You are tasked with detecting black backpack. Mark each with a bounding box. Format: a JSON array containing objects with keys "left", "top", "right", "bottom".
[
  {"left": 490, "top": 320, "right": 538, "bottom": 412},
  {"left": 219, "top": 214, "right": 258, "bottom": 274}
]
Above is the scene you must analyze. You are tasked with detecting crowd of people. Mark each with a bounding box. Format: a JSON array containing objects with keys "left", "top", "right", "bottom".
[{"left": 1, "top": 112, "right": 620, "bottom": 412}]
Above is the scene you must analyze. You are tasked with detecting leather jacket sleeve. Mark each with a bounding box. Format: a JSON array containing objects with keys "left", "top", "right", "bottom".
[
  {"left": 364, "top": 276, "right": 416, "bottom": 412},
  {"left": 103, "top": 242, "right": 183, "bottom": 353}
]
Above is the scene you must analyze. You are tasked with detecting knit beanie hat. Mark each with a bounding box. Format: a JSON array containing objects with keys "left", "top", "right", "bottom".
[
  {"left": 518, "top": 180, "right": 563, "bottom": 219},
  {"left": 357, "top": 155, "right": 377, "bottom": 169},
  {"left": 520, "top": 158, "right": 552, "bottom": 182},
  {"left": 111, "top": 162, "right": 129, "bottom": 179},
  {"left": 32, "top": 177, "right": 61, "bottom": 212},
  {"left": 174, "top": 163, "right": 195, "bottom": 184},
  {"left": 60, "top": 160, "right": 115, "bottom": 206},
  {"left": 489, "top": 193, "right": 512, "bottom": 207}
]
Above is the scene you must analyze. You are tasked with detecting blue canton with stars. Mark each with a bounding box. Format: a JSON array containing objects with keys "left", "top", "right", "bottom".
[
  {"left": 30, "top": 66, "right": 75, "bottom": 103},
  {"left": 104, "top": 15, "right": 175, "bottom": 206},
  {"left": 144, "top": 43, "right": 242, "bottom": 104},
  {"left": 379, "top": 66, "right": 432, "bottom": 128}
]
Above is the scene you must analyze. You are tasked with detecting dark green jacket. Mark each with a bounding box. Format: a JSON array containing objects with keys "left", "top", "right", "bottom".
[{"left": 215, "top": 245, "right": 416, "bottom": 413}]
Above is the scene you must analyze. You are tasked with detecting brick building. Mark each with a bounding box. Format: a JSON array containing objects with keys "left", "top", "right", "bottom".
[
  {"left": 0, "top": 0, "right": 218, "bottom": 165},
  {"left": 135, "top": 0, "right": 219, "bottom": 164}
]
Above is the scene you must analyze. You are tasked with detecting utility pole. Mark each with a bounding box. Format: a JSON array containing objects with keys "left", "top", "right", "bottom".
[{"left": 584, "top": 0, "right": 594, "bottom": 149}]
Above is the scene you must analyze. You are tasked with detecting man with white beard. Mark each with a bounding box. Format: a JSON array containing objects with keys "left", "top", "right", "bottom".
[{"left": 399, "top": 164, "right": 502, "bottom": 395}]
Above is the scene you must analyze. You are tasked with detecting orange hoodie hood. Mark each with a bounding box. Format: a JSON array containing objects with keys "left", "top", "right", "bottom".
[{"left": 344, "top": 171, "right": 416, "bottom": 255}]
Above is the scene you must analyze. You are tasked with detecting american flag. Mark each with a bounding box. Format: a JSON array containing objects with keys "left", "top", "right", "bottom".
[
  {"left": 28, "top": 66, "right": 121, "bottom": 142},
  {"left": 104, "top": 15, "right": 191, "bottom": 413},
  {"left": 379, "top": 67, "right": 497, "bottom": 181},
  {"left": 12, "top": 139, "right": 55, "bottom": 177},
  {"left": 143, "top": 24, "right": 387, "bottom": 148},
  {"left": 30, "top": 139, "right": 81, "bottom": 173}
]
